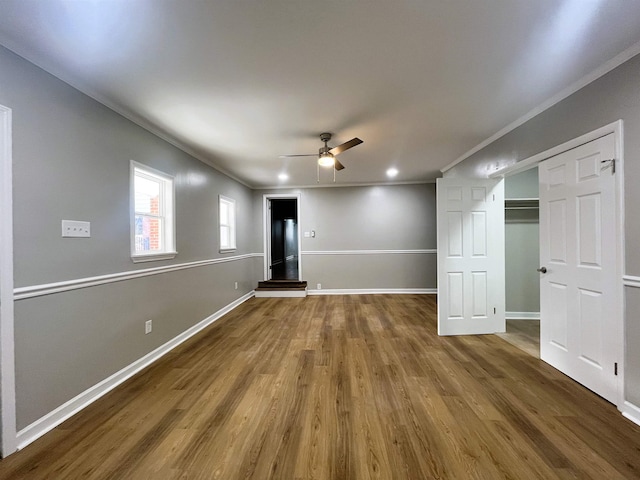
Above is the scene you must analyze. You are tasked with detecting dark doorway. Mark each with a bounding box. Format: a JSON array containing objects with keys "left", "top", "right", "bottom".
[{"left": 269, "top": 199, "right": 299, "bottom": 280}]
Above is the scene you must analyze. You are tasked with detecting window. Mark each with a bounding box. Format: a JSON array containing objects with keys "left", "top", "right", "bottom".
[
  {"left": 219, "top": 195, "right": 236, "bottom": 251},
  {"left": 131, "top": 161, "right": 176, "bottom": 262}
]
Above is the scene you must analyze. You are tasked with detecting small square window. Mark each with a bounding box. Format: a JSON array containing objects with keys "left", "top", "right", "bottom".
[
  {"left": 131, "top": 161, "right": 177, "bottom": 262},
  {"left": 219, "top": 195, "right": 236, "bottom": 252}
]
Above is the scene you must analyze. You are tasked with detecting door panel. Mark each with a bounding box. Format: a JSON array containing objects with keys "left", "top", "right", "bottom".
[
  {"left": 577, "top": 194, "right": 601, "bottom": 266},
  {"left": 578, "top": 288, "right": 602, "bottom": 366},
  {"left": 539, "top": 133, "right": 617, "bottom": 403},
  {"left": 548, "top": 282, "right": 568, "bottom": 350},
  {"left": 471, "top": 271, "right": 487, "bottom": 317},
  {"left": 447, "top": 212, "right": 463, "bottom": 256},
  {"left": 447, "top": 272, "right": 464, "bottom": 318},
  {"left": 437, "top": 178, "right": 505, "bottom": 336}
]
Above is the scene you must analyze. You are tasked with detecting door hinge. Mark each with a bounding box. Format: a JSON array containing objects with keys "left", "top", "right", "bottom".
[
  {"left": 493, "top": 307, "right": 496, "bottom": 314},
  {"left": 601, "top": 159, "right": 616, "bottom": 174},
  {"left": 615, "top": 362, "right": 618, "bottom": 376}
]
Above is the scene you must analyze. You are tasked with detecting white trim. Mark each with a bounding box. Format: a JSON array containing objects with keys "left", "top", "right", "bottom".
[
  {"left": 622, "top": 401, "right": 640, "bottom": 427},
  {"left": 130, "top": 160, "right": 176, "bottom": 261},
  {"left": 258, "top": 180, "right": 435, "bottom": 190},
  {"left": 616, "top": 125, "right": 627, "bottom": 411},
  {"left": 308, "top": 288, "right": 436, "bottom": 296},
  {"left": 442, "top": 40, "right": 640, "bottom": 173},
  {"left": 302, "top": 249, "right": 437, "bottom": 255},
  {"left": 255, "top": 289, "right": 307, "bottom": 298},
  {"left": 0, "top": 105, "right": 17, "bottom": 456},
  {"left": 131, "top": 252, "right": 178, "bottom": 264},
  {"left": 263, "top": 194, "right": 302, "bottom": 281},
  {"left": 506, "top": 312, "right": 540, "bottom": 320},
  {"left": 14, "top": 253, "right": 262, "bottom": 301},
  {"left": 218, "top": 195, "right": 237, "bottom": 251},
  {"left": 489, "top": 121, "right": 623, "bottom": 178},
  {"left": 16, "top": 291, "right": 255, "bottom": 450},
  {"left": 623, "top": 275, "right": 640, "bottom": 288}
]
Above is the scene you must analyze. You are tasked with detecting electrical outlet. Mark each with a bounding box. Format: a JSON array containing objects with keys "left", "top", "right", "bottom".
[
  {"left": 317, "top": 283, "right": 322, "bottom": 290},
  {"left": 234, "top": 281, "right": 238, "bottom": 290},
  {"left": 62, "top": 220, "right": 91, "bottom": 238},
  {"left": 145, "top": 319, "right": 152, "bottom": 334}
]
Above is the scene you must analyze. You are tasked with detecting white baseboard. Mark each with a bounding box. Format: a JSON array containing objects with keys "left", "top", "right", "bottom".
[
  {"left": 308, "top": 288, "right": 437, "bottom": 296},
  {"left": 506, "top": 311, "right": 540, "bottom": 320},
  {"left": 255, "top": 289, "right": 307, "bottom": 298},
  {"left": 622, "top": 401, "right": 640, "bottom": 427},
  {"left": 16, "top": 291, "right": 255, "bottom": 450}
]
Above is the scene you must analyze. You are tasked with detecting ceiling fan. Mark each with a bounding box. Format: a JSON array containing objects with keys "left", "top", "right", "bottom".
[{"left": 280, "top": 132, "right": 363, "bottom": 170}]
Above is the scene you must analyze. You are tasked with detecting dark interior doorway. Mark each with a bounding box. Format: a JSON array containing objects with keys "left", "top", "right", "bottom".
[{"left": 270, "top": 199, "right": 299, "bottom": 280}]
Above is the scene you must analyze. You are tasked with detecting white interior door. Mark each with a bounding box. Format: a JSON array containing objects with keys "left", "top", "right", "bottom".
[
  {"left": 539, "top": 133, "right": 619, "bottom": 403},
  {"left": 437, "top": 178, "right": 505, "bottom": 336}
]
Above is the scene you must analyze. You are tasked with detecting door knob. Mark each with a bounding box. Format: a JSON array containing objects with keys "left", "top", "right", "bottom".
[{"left": 537, "top": 266, "right": 547, "bottom": 274}]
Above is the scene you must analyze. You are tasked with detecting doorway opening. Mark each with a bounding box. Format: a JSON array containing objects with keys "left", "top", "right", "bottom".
[
  {"left": 263, "top": 194, "right": 302, "bottom": 282},
  {"left": 498, "top": 167, "right": 541, "bottom": 358}
]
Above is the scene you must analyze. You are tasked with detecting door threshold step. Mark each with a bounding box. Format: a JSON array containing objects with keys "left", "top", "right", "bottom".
[{"left": 255, "top": 280, "right": 308, "bottom": 298}]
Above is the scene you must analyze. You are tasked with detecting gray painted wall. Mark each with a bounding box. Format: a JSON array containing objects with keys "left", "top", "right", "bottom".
[
  {"left": 505, "top": 167, "right": 539, "bottom": 199},
  {"left": 254, "top": 184, "right": 437, "bottom": 290},
  {"left": 446, "top": 53, "right": 640, "bottom": 406},
  {"left": 505, "top": 223, "right": 539, "bottom": 314},
  {"left": 1, "top": 46, "right": 261, "bottom": 428}
]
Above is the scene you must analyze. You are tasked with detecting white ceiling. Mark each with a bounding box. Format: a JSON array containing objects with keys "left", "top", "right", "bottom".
[{"left": 1, "top": 1, "right": 640, "bottom": 188}]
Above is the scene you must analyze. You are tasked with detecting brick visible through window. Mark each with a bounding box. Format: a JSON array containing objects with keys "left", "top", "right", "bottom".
[{"left": 131, "top": 161, "right": 175, "bottom": 261}]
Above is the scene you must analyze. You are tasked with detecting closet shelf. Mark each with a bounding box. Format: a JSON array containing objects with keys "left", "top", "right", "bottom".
[{"left": 505, "top": 198, "right": 539, "bottom": 210}]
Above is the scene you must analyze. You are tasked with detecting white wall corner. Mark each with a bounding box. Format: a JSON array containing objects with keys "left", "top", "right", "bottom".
[{"left": 0, "top": 104, "right": 17, "bottom": 457}]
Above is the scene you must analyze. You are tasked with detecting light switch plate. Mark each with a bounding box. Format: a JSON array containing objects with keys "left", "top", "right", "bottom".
[{"left": 62, "top": 220, "right": 91, "bottom": 238}]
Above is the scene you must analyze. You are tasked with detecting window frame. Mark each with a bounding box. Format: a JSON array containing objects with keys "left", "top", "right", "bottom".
[
  {"left": 219, "top": 195, "right": 237, "bottom": 252},
  {"left": 130, "top": 160, "right": 177, "bottom": 263}
]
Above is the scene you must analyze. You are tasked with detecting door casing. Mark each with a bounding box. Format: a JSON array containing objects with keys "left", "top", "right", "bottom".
[
  {"left": 262, "top": 193, "right": 302, "bottom": 281},
  {"left": 0, "top": 104, "right": 17, "bottom": 456}
]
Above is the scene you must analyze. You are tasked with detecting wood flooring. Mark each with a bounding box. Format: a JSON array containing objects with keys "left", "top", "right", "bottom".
[
  {"left": 1, "top": 295, "right": 639, "bottom": 479},
  {"left": 496, "top": 320, "right": 540, "bottom": 358}
]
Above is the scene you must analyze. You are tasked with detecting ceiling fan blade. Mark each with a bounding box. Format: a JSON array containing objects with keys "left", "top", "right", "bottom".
[
  {"left": 278, "top": 154, "right": 318, "bottom": 158},
  {"left": 329, "top": 137, "right": 363, "bottom": 155},
  {"left": 335, "top": 159, "right": 346, "bottom": 171}
]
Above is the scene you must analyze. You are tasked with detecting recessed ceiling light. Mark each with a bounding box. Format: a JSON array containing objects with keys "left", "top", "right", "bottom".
[
  {"left": 278, "top": 173, "right": 289, "bottom": 181},
  {"left": 386, "top": 168, "right": 398, "bottom": 178}
]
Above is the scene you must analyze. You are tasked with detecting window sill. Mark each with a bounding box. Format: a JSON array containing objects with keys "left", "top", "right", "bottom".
[
  {"left": 219, "top": 248, "right": 237, "bottom": 254},
  {"left": 131, "top": 251, "right": 178, "bottom": 263}
]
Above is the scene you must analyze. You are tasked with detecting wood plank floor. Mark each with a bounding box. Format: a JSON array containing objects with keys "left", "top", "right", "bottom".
[
  {"left": 1, "top": 295, "right": 639, "bottom": 479},
  {"left": 497, "top": 320, "right": 540, "bottom": 358}
]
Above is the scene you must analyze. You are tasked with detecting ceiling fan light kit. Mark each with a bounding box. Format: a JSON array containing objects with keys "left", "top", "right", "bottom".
[
  {"left": 280, "top": 132, "right": 363, "bottom": 182},
  {"left": 318, "top": 152, "right": 335, "bottom": 167}
]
